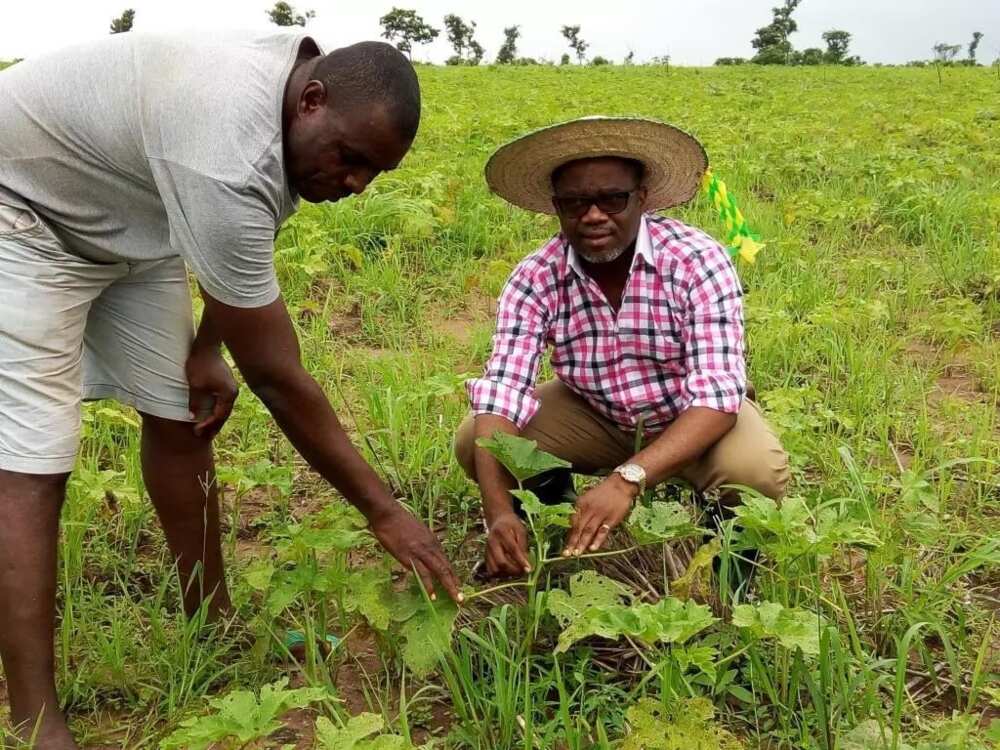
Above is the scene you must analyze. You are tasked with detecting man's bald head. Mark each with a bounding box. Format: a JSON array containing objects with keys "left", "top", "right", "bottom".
[
  {"left": 313, "top": 41, "right": 421, "bottom": 141},
  {"left": 283, "top": 40, "right": 420, "bottom": 203}
]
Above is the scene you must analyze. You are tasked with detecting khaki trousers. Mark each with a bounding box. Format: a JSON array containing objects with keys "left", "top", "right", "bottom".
[{"left": 455, "top": 380, "right": 790, "bottom": 500}]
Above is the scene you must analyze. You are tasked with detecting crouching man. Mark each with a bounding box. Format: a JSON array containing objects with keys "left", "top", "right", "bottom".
[{"left": 455, "top": 117, "right": 790, "bottom": 578}]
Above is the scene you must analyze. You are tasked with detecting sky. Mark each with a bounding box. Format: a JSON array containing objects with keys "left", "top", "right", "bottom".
[{"left": 1, "top": 0, "right": 997, "bottom": 66}]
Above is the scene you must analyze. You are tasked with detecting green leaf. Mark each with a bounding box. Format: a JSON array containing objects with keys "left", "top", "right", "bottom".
[
  {"left": 159, "top": 679, "right": 328, "bottom": 750},
  {"left": 475, "top": 432, "right": 571, "bottom": 484},
  {"left": 549, "top": 574, "right": 715, "bottom": 653},
  {"left": 732, "top": 601, "right": 824, "bottom": 655},
  {"left": 839, "top": 720, "right": 911, "bottom": 750},
  {"left": 671, "top": 538, "right": 721, "bottom": 602},
  {"left": 315, "top": 714, "right": 384, "bottom": 749},
  {"left": 243, "top": 559, "right": 275, "bottom": 591},
  {"left": 620, "top": 698, "right": 744, "bottom": 750},
  {"left": 399, "top": 596, "right": 459, "bottom": 677},
  {"left": 315, "top": 714, "right": 434, "bottom": 750},
  {"left": 547, "top": 570, "right": 627, "bottom": 628},
  {"left": 511, "top": 489, "right": 574, "bottom": 530},
  {"left": 345, "top": 564, "right": 394, "bottom": 631},
  {"left": 627, "top": 501, "right": 700, "bottom": 544}
]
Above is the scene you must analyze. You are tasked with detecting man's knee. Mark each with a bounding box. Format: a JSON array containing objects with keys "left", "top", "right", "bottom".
[
  {"left": 722, "top": 446, "right": 790, "bottom": 500},
  {"left": 0, "top": 468, "right": 70, "bottom": 499},
  {"left": 454, "top": 414, "right": 477, "bottom": 480},
  {"left": 140, "top": 412, "right": 211, "bottom": 454}
]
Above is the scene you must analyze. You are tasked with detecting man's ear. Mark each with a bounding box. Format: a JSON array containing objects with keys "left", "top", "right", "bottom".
[
  {"left": 637, "top": 184, "right": 649, "bottom": 209},
  {"left": 299, "top": 79, "right": 328, "bottom": 116}
]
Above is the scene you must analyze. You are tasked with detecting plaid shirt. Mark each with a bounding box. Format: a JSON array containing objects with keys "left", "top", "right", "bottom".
[{"left": 467, "top": 214, "right": 746, "bottom": 434}]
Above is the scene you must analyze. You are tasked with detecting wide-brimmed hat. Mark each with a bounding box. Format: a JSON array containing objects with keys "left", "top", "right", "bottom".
[{"left": 485, "top": 116, "right": 708, "bottom": 215}]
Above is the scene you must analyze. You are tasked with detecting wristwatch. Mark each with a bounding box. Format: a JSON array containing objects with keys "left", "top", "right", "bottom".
[{"left": 613, "top": 462, "right": 647, "bottom": 496}]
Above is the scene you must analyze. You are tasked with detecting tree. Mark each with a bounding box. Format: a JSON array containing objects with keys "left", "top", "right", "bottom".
[
  {"left": 379, "top": 8, "right": 439, "bottom": 60},
  {"left": 932, "top": 42, "right": 962, "bottom": 84},
  {"left": 561, "top": 25, "right": 588, "bottom": 64},
  {"left": 933, "top": 42, "right": 961, "bottom": 63},
  {"left": 750, "top": 0, "right": 802, "bottom": 65},
  {"left": 822, "top": 30, "right": 851, "bottom": 64},
  {"left": 265, "top": 2, "right": 315, "bottom": 27},
  {"left": 624, "top": 49, "right": 635, "bottom": 65},
  {"left": 591, "top": 56, "right": 610, "bottom": 66},
  {"left": 968, "top": 31, "right": 984, "bottom": 64},
  {"left": 799, "top": 47, "right": 824, "bottom": 65},
  {"left": 559, "top": 53, "right": 571, "bottom": 65},
  {"left": 496, "top": 25, "right": 520, "bottom": 64},
  {"left": 109, "top": 8, "right": 135, "bottom": 34},
  {"left": 443, "top": 14, "right": 483, "bottom": 65}
]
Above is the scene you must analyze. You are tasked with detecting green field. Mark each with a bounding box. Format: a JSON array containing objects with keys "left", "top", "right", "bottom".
[{"left": 2, "top": 64, "right": 999, "bottom": 749}]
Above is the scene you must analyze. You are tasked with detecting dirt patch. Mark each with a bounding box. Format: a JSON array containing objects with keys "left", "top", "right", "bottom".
[
  {"left": 257, "top": 707, "right": 318, "bottom": 749},
  {"left": 334, "top": 626, "right": 382, "bottom": 716},
  {"left": 931, "top": 365, "right": 985, "bottom": 404},
  {"left": 328, "top": 301, "right": 363, "bottom": 339},
  {"left": 904, "top": 339, "right": 939, "bottom": 368}
]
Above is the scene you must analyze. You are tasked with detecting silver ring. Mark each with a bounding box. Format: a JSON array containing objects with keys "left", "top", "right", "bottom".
[{"left": 600, "top": 523, "right": 612, "bottom": 531}]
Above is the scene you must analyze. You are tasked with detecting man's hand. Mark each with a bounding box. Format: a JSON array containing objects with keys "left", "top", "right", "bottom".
[
  {"left": 485, "top": 512, "right": 532, "bottom": 578},
  {"left": 563, "top": 474, "right": 639, "bottom": 556},
  {"left": 185, "top": 344, "right": 239, "bottom": 439},
  {"left": 369, "top": 505, "right": 464, "bottom": 603}
]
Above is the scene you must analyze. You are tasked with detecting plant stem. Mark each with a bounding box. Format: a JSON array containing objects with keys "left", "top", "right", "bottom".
[
  {"left": 465, "top": 580, "right": 533, "bottom": 600},
  {"left": 542, "top": 545, "right": 640, "bottom": 565}
]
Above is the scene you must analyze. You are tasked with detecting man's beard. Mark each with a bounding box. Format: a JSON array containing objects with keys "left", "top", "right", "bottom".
[{"left": 577, "top": 243, "right": 628, "bottom": 265}]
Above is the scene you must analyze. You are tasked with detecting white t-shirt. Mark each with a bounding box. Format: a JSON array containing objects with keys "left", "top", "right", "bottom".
[{"left": 0, "top": 30, "right": 314, "bottom": 307}]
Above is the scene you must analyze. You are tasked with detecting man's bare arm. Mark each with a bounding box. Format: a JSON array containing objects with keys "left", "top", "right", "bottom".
[{"left": 200, "top": 289, "right": 462, "bottom": 600}]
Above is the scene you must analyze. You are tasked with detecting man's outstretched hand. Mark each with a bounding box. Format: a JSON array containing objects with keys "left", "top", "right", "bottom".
[
  {"left": 185, "top": 344, "right": 239, "bottom": 439},
  {"left": 369, "top": 504, "right": 464, "bottom": 603},
  {"left": 485, "top": 512, "right": 532, "bottom": 578}
]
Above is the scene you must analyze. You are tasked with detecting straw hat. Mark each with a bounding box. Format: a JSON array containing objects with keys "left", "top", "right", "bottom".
[{"left": 485, "top": 116, "right": 708, "bottom": 215}]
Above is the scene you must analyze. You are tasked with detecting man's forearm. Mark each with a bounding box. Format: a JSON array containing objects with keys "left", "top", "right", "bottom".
[
  {"left": 473, "top": 414, "right": 521, "bottom": 526},
  {"left": 630, "top": 406, "right": 738, "bottom": 485},
  {"left": 193, "top": 305, "right": 224, "bottom": 350},
  {"left": 253, "top": 368, "right": 399, "bottom": 521}
]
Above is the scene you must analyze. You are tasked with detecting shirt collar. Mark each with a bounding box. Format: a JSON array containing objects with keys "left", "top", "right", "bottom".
[{"left": 566, "top": 214, "right": 653, "bottom": 279}]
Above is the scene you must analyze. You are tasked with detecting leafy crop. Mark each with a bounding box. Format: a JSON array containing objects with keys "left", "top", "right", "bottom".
[{"left": 159, "top": 679, "right": 329, "bottom": 749}]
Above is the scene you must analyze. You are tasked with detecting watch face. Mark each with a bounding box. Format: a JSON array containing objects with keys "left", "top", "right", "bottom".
[{"left": 620, "top": 464, "right": 644, "bottom": 483}]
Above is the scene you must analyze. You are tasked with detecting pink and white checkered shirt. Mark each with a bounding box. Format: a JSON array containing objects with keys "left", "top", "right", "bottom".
[{"left": 467, "top": 214, "right": 746, "bottom": 434}]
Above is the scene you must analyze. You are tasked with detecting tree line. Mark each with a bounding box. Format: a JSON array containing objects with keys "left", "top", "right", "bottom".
[{"left": 6, "top": 4, "right": 993, "bottom": 71}]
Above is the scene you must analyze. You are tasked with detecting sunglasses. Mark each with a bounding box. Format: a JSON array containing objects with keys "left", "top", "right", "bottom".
[{"left": 552, "top": 189, "right": 638, "bottom": 219}]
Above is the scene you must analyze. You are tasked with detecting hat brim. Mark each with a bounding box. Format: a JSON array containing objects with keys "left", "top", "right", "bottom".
[{"left": 484, "top": 117, "right": 708, "bottom": 215}]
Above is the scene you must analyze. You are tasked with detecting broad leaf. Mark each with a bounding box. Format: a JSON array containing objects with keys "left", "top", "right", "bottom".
[
  {"left": 671, "top": 538, "right": 721, "bottom": 602},
  {"left": 399, "top": 596, "right": 459, "bottom": 677},
  {"left": 549, "top": 576, "right": 716, "bottom": 653},
  {"left": 160, "top": 679, "right": 328, "bottom": 750},
  {"left": 547, "top": 571, "right": 627, "bottom": 628},
  {"left": 345, "top": 564, "right": 395, "bottom": 631},
  {"left": 475, "top": 432, "right": 571, "bottom": 484},
  {"left": 620, "top": 698, "right": 744, "bottom": 750},
  {"left": 628, "top": 501, "right": 699, "bottom": 545},
  {"left": 511, "top": 489, "right": 574, "bottom": 530},
  {"left": 732, "top": 601, "right": 823, "bottom": 655}
]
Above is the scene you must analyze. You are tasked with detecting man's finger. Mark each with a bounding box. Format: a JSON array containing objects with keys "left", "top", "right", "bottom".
[
  {"left": 564, "top": 507, "right": 589, "bottom": 556},
  {"left": 506, "top": 530, "right": 532, "bottom": 573},
  {"left": 574, "top": 515, "right": 603, "bottom": 556},
  {"left": 488, "top": 537, "right": 511, "bottom": 577},
  {"left": 588, "top": 519, "right": 614, "bottom": 552},
  {"left": 411, "top": 558, "right": 438, "bottom": 601},
  {"left": 424, "top": 549, "right": 463, "bottom": 603}
]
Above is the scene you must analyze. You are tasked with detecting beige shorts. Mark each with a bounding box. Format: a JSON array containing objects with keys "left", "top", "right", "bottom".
[
  {"left": 455, "top": 379, "right": 790, "bottom": 500},
  {"left": 0, "top": 202, "right": 194, "bottom": 474}
]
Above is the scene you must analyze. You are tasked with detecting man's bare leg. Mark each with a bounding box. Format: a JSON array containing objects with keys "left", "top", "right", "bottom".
[
  {"left": 0, "top": 470, "right": 77, "bottom": 750},
  {"left": 139, "top": 414, "right": 231, "bottom": 620}
]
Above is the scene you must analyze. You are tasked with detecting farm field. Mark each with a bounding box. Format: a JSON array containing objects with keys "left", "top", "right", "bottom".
[{"left": 2, "top": 63, "right": 999, "bottom": 749}]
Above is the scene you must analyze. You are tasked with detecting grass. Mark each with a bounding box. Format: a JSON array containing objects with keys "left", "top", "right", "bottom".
[{"left": 2, "top": 63, "right": 999, "bottom": 748}]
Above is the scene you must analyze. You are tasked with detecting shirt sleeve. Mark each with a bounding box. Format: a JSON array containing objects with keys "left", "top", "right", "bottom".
[
  {"left": 680, "top": 243, "right": 746, "bottom": 413},
  {"left": 149, "top": 158, "right": 281, "bottom": 308},
  {"left": 466, "top": 262, "right": 550, "bottom": 428}
]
